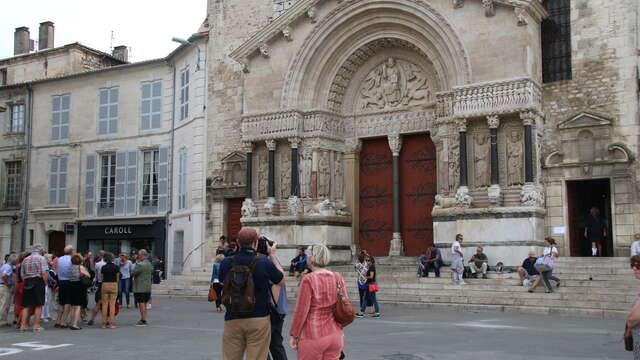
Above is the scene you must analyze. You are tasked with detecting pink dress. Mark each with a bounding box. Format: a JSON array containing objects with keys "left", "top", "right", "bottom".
[{"left": 290, "top": 271, "right": 346, "bottom": 360}]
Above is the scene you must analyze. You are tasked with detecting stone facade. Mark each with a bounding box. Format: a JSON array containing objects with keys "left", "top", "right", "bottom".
[{"left": 202, "top": 0, "right": 639, "bottom": 266}]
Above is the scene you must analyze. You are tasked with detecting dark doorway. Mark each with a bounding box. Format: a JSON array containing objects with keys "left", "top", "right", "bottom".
[
  {"left": 566, "top": 179, "right": 613, "bottom": 256},
  {"left": 48, "top": 231, "right": 66, "bottom": 257},
  {"left": 227, "top": 198, "right": 244, "bottom": 244}
]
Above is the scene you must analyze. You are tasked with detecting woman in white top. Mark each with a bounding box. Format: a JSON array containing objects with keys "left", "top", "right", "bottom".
[{"left": 529, "top": 237, "right": 560, "bottom": 293}]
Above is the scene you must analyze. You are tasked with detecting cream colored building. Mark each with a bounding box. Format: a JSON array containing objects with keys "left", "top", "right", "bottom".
[
  {"left": 203, "top": 0, "right": 640, "bottom": 266},
  {"left": 0, "top": 30, "right": 209, "bottom": 274}
]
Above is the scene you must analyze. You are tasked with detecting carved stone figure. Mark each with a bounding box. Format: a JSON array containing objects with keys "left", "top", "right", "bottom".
[
  {"left": 455, "top": 186, "right": 473, "bottom": 208},
  {"left": 515, "top": 7, "right": 528, "bottom": 26},
  {"left": 282, "top": 26, "right": 293, "bottom": 41},
  {"left": 507, "top": 130, "right": 523, "bottom": 186},
  {"left": 359, "top": 58, "right": 432, "bottom": 110},
  {"left": 241, "top": 198, "right": 257, "bottom": 218},
  {"left": 257, "top": 151, "right": 268, "bottom": 198},
  {"left": 482, "top": 0, "right": 495, "bottom": 17},
  {"left": 299, "top": 148, "right": 312, "bottom": 198},
  {"left": 453, "top": 0, "right": 464, "bottom": 8},
  {"left": 473, "top": 133, "right": 490, "bottom": 188},
  {"left": 434, "top": 194, "right": 457, "bottom": 209},
  {"left": 521, "top": 184, "right": 545, "bottom": 207},
  {"left": 334, "top": 153, "right": 344, "bottom": 200},
  {"left": 448, "top": 140, "right": 460, "bottom": 193},
  {"left": 287, "top": 196, "right": 303, "bottom": 216},
  {"left": 264, "top": 197, "right": 276, "bottom": 215},
  {"left": 335, "top": 199, "right": 350, "bottom": 216},
  {"left": 317, "top": 151, "right": 331, "bottom": 198},
  {"left": 280, "top": 151, "right": 291, "bottom": 198},
  {"left": 307, "top": 199, "right": 336, "bottom": 216}
]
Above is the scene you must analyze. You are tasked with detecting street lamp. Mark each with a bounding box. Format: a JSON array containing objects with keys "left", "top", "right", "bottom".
[{"left": 172, "top": 37, "right": 201, "bottom": 71}]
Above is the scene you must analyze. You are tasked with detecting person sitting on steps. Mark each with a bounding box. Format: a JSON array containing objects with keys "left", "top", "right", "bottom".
[
  {"left": 418, "top": 245, "right": 442, "bottom": 278},
  {"left": 288, "top": 248, "right": 308, "bottom": 278},
  {"left": 517, "top": 251, "right": 540, "bottom": 286},
  {"left": 469, "top": 247, "right": 489, "bottom": 279}
]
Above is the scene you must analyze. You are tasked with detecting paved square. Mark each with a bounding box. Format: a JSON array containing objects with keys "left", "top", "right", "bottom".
[{"left": 0, "top": 297, "right": 628, "bottom": 359}]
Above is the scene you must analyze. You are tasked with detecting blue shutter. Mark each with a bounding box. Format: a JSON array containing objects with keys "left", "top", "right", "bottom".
[
  {"left": 85, "top": 153, "right": 97, "bottom": 217},
  {"left": 114, "top": 150, "right": 126, "bottom": 216},
  {"left": 58, "top": 156, "right": 68, "bottom": 205},
  {"left": 157, "top": 145, "right": 170, "bottom": 214},
  {"left": 125, "top": 150, "right": 138, "bottom": 215}
]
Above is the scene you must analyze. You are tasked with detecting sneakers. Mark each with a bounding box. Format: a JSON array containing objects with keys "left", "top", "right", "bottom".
[
  {"left": 87, "top": 320, "right": 94, "bottom": 326},
  {"left": 136, "top": 320, "right": 148, "bottom": 327},
  {"left": 458, "top": 281, "right": 466, "bottom": 285},
  {"left": 146, "top": 303, "right": 152, "bottom": 310},
  {"left": 371, "top": 313, "right": 381, "bottom": 318},
  {"left": 355, "top": 313, "right": 364, "bottom": 318},
  {"left": 482, "top": 274, "right": 488, "bottom": 279}
]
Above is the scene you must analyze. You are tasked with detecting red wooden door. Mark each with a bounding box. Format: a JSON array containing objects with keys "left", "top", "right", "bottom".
[
  {"left": 359, "top": 138, "right": 393, "bottom": 256},
  {"left": 48, "top": 231, "right": 66, "bottom": 257},
  {"left": 400, "top": 134, "right": 437, "bottom": 256},
  {"left": 227, "top": 198, "right": 244, "bottom": 243}
]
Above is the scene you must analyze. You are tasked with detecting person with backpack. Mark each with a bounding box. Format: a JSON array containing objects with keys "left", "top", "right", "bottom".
[
  {"left": 219, "top": 227, "right": 285, "bottom": 360},
  {"left": 289, "top": 243, "right": 349, "bottom": 359}
]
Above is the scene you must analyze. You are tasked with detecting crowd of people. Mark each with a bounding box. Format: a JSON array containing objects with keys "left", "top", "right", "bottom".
[{"left": 0, "top": 245, "right": 155, "bottom": 331}]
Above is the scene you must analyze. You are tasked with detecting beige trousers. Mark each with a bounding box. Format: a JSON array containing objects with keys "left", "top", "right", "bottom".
[{"left": 222, "top": 315, "right": 271, "bottom": 360}]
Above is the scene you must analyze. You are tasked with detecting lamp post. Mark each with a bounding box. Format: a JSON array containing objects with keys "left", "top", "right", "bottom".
[{"left": 171, "top": 37, "right": 201, "bottom": 71}]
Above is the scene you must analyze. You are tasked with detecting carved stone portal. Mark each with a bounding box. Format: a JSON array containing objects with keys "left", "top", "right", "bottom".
[{"left": 359, "top": 58, "right": 432, "bottom": 111}]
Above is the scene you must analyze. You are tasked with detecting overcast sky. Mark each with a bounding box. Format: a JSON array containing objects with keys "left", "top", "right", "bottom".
[{"left": 0, "top": 0, "right": 207, "bottom": 62}]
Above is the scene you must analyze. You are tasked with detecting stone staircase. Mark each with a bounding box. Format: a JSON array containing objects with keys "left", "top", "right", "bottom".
[{"left": 153, "top": 257, "right": 635, "bottom": 318}]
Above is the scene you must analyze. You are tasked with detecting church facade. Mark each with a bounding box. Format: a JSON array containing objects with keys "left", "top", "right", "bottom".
[{"left": 203, "top": 0, "right": 638, "bottom": 266}]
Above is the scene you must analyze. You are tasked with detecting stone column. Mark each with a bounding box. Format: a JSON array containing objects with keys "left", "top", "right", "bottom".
[
  {"left": 244, "top": 142, "right": 253, "bottom": 198},
  {"left": 454, "top": 119, "right": 473, "bottom": 207},
  {"left": 521, "top": 112, "right": 534, "bottom": 183},
  {"left": 388, "top": 133, "right": 403, "bottom": 256},
  {"left": 266, "top": 140, "right": 276, "bottom": 198},
  {"left": 344, "top": 138, "right": 362, "bottom": 254},
  {"left": 487, "top": 115, "right": 501, "bottom": 205},
  {"left": 289, "top": 138, "right": 301, "bottom": 197}
]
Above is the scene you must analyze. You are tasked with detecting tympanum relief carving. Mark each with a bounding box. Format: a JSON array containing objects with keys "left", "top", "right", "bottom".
[{"left": 359, "top": 58, "right": 432, "bottom": 111}]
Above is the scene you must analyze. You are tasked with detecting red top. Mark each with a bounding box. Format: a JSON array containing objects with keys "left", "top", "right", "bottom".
[{"left": 290, "top": 271, "right": 347, "bottom": 340}]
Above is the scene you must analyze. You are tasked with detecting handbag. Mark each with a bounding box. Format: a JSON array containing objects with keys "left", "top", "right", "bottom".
[
  {"left": 368, "top": 284, "right": 379, "bottom": 293},
  {"left": 80, "top": 275, "right": 93, "bottom": 288},
  {"left": 333, "top": 273, "right": 355, "bottom": 328},
  {"left": 625, "top": 324, "right": 634, "bottom": 351},
  {"left": 208, "top": 284, "right": 218, "bottom": 302}
]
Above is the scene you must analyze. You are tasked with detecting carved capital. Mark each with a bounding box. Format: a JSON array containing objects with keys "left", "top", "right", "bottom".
[
  {"left": 259, "top": 43, "right": 270, "bottom": 58},
  {"left": 237, "top": 58, "right": 249, "bottom": 73},
  {"left": 288, "top": 137, "right": 301, "bottom": 149},
  {"left": 282, "top": 26, "right": 293, "bottom": 41},
  {"left": 515, "top": 7, "right": 528, "bottom": 26},
  {"left": 265, "top": 139, "right": 277, "bottom": 151},
  {"left": 242, "top": 142, "right": 254, "bottom": 153},
  {"left": 482, "top": 0, "right": 495, "bottom": 17},
  {"left": 388, "top": 134, "right": 403, "bottom": 156},
  {"left": 487, "top": 115, "right": 500, "bottom": 129},
  {"left": 453, "top": 0, "right": 464, "bottom": 9},
  {"left": 455, "top": 118, "right": 467, "bottom": 133},
  {"left": 520, "top": 111, "right": 535, "bottom": 126},
  {"left": 344, "top": 138, "right": 362, "bottom": 153},
  {"left": 307, "top": 7, "right": 317, "bottom": 23}
]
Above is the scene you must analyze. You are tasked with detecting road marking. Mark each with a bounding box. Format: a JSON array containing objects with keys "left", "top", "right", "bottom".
[
  {"left": 0, "top": 348, "right": 22, "bottom": 357},
  {"left": 456, "top": 322, "right": 529, "bottom": 330},
  {"left": 149, "top": 325, "right": 222, "bottom": 333},
  {"left": 13, "top": 342, "right": 73, "bottom": 351}
]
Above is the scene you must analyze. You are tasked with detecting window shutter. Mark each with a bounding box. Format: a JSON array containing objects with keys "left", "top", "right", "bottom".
[
  {"left": 58, "top": 156, "right": 68, "bottom": 205},
  {"left": 48, "top": 157, "right": 58, "bottom": 205},
  {"left": 115, "top": 150, "right": 127, "bottom": 216},
  {"left": 157, "top": 145, "right": 170, "bottom": 214},
  {"left": 85, "top": 153, "right": 97, "bottom": 217},
  {"left": 110, "top": 88, "right": 119, "bottom": 134},
  {"left": 125, "top": 150, "right": 138, "bottom": 215}
]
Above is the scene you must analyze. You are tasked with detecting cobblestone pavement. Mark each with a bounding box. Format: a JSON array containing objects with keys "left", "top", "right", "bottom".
[{"left": 0, "top": 297, "right": 628, "bottom": 359}]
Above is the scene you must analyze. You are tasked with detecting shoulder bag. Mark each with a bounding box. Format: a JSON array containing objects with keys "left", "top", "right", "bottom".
[
  {"left": 208, "top": 283, "right": 218, "bottom": 302},
  {"left": 333, "top": 273, "right": 355, "bottom": 328},
  {"left": 625, "top": 324, "right": 633, "bottom": 351}
]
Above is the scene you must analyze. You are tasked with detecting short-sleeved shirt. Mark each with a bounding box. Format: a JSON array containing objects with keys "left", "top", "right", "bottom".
[
  {"left": 0, "top": 263, "right": 12, "bottom": 285},
  {"left": 472, "top": 253, "right": 488, "bottom": 267},
  {"left": 521, "top": 257, "right": 539, "bottom": 276},
  {"left": 543, "top": 246, "right": 558, "bottom": 257},
  {"left": 219, "top": 250, "right": 284, "bottom": 321},
  {"left": 132, "top": 260, "right": 153, "bottom": 293},
  {"left": 21, "top": 253, "right": 48, "bottom": 279},
  {"left": 115, "top": 259, "right": 133, "bottom": 279},
  {"left": 451, "top": 241, "right": 463, "bottom": 260},
  {"left": 366, "top": 265, "right": 377, "bottom": 285},
  {"left": 57, "top": 255, "right": 72, "bottom": 281},
  {"left": 94, "top": 260, "right": 106, "bottom": 283},
  {"left": 101, "top": 263, "right": 119, "bottom": 283}
]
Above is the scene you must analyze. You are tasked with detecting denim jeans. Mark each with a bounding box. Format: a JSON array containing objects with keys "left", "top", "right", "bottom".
[
  {"left": 357, "top": 285, "right": 367, "bottom": 311},
  {"left": 118, "top": 278, "right": 131, "bottom": 306},
  {"left": 360, "top": 290, "right": 380, "bottom": 313}
]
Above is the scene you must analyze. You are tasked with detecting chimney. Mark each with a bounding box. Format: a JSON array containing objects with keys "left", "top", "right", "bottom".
[
  {"left": 112, "top": 45, "right": 128, "bottom": 62},
  {"left": 38, "top": 21, "right": 55, "bottom": 50},
  {"left": 14, "top": 27, "right": 30, "bottom": 55}
]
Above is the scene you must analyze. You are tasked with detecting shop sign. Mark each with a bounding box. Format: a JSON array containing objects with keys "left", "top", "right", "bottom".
[{"left": 104, "top": 226, "right": 133, "bottom": 235}]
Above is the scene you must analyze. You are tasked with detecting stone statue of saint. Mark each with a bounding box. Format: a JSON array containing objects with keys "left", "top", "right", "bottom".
[
  {"left": 299, "top": 148, "right": 312, "bottom": 198},
  {"left": 280, "top": 151, "right": 291, "bottom": 198},
  {"left": 474, "top": 133, "right": 490, "bottom": 188},
  {"left": 382, "top": 58, "right": 402, "bottom": 107},
  {"left": 507, "top": 130, "right": 523, "bottom": 186},
  {"left": 257, "top": 151, "right": 268, "bottom": 198},
  {"left": 317, "top": 151, "right": 331, "bottom": 198},
  {"left": 334, "top": 153, "right": 344, "bottom": 200}
]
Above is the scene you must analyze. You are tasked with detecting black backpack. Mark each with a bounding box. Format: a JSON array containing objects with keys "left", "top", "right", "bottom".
[{"left": 222, "top": 255, "right": 262, "bottom": 313}]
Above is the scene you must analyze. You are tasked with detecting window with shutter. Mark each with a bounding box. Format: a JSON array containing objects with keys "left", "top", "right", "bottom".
[
  {"left": 4, "top": 161, "right": 22, "bottom": 208},
  {"left": 178, "top": 149, "right": 188, "bottom": 211},
  {"left": 98, "top": 153, "right": 116, "bottom": 216},
  {"left": 126, "top": 150, "right": 138, "bottom": 215},
  {"left": 85, "top": 153, "right": 97, "bottom": 217},
  {"left": 9, "top": 104, "right": 24, "bottom": 133},
  {"left": 141, "top": 80, "right": 162, "bottom": 131},
  {"left": 157, "top": 145, "right": 170, "bottom": 214},
  {"left": 114, "top": 151, "right": 127, "bottom": 216},
  {"left": 48, "top": 156, "right": 68, "bottom": 206},
  {"left": 179, "top": 68, "right": 189, "bottom": 121},
  {"left": 52, "top": 94, "right": 70, "bottom": 141},
  {"left": 542, "top": 0, "right": 571, "bottom": 83},
  {"left": 98, "top": 87, "right": 119, "bottom": 135}
]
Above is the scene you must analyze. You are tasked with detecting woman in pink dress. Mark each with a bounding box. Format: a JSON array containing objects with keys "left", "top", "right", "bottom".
[{"left": 289, "top": 244, "right": 347, "bottom": 360}]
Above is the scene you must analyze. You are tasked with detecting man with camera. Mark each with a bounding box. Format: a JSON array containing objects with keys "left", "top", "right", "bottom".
[{"left": 219, "top": 227, "right": 285, "bottom": 360}]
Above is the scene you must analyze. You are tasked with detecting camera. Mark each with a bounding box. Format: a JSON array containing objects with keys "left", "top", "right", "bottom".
[{"left": 257, "top": 235, "right": 274, "bottom": 255}]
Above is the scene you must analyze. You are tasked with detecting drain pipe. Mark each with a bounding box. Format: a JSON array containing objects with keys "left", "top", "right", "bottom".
[{"left": 20, "top": 85, "right": 34, "bottom": 251}]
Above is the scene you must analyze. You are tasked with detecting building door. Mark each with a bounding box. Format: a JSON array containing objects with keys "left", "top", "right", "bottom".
[
  {"left": 48, "top": 231, "right": 66, "bottom": 257},
  {"left": 227, "top": 198, "right": 244, "bottom": 243},
  {"left": 359, "top": 138, "right": 393, "bottom": 256},
  {"left": 400, "top": 134, "right": 437, "bottom": 256},
  {"left": 567, "top": 179, "right": 613, "bottom": 256}
]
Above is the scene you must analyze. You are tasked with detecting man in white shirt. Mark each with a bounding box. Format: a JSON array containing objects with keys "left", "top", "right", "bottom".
[
  {"left": 631, "top": 234, "right": 640, "bottom": 256},
  {"left": 451, "top": 234, "right": 465, "bottom": 285},
  {"left": 0, "top": 254, "right": 16, "bottom": 327}
]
